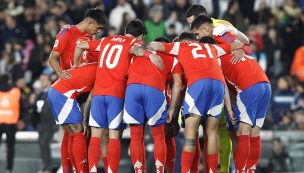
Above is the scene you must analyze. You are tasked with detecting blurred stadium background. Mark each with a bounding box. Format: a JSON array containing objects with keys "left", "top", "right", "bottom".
[{"left": 0, "top": 0, "right": 304, "bottom": 172}]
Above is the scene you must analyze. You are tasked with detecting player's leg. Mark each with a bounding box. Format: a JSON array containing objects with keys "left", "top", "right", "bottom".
[
  {"left": 205, "top": 116, "right": 220, "bottom": 173},
  {"left": 233, "top": 84, "right": 262, "bottom": 173},
  {"left": 68, "top": 124, "right": 87, "bottom": 172},
  {"left": 107, "top": 129, "right": 123, "bottom": 173},
  {"left": 204, "top": 79, "right": 225, "bottom": 173},
  {"left": 219, "top": 113, "right": 232, "bottom": 173},
  {"left": 218, "top": 123, "right": 232, "bottom": 173},
  {"left": 165, "top": 135, "right": 176, "bottom": 173},
  {"left": 246, "top": 83, "right": 271, "bottom": 173},
  {"left": 47, "top": 88, "right": 80, "bottom": 172},
  {"left": 106, "top": 96, "right": 125, "bottom": 173},
  {"left": 182, "top": 79, "right": 214, "bottom": 173},
  {"left": 89, "top": 127, "right": 105, "bottom": 173},
  {"left": 190, "top": 135, "right": 200, "bottom": 173},
  {"left": 102, "top": 130, "right": 109, "bottom": 172},
  {"left": 144, "top": 85, "right": 167, "bottom": 173},
  {"left": 88, "top": 96, "right": 107, "bottom": 173},
  {"left": 124, "top": 84, "right": 146, "bottom": 173},
  {"left": 181, "top": 114, "right": 201, "bottom": 173}
]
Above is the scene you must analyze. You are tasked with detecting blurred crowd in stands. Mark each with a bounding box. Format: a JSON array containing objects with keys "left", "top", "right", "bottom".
[{"left": 1, "top": 0, "right": 304, "bottom": 131}]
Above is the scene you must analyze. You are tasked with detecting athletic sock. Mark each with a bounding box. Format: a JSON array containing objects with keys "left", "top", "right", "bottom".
[
  {"left": 181, "top": 151, "right": 195, "bottom": 173},
  {"left": 68, "top": 135, "right": 77, "bottom": 171},
  {"left": 107, "top": 138, "right": 121, "bottom": 173},
  {"left": 73, "top": 132, "right": 87, "bottom": 172},
  {"left": 234, "top": 135, "right": 250, "bottom": 172},
  {"left": 151, "top": 125, "right": 166, "bottom": 173},
  {"left": 246, "top": 136, "right": 261, "bottom": 173},
  {"left": 61, "top": 130, "right": 72, "bottom": 173},
  {"left": 165, "top": 137, "right": 176, "bottom": 173},
  {"left": 204, "top": 136, "right": 209, "bottom": 172},
  {"left": 191, "top": 136, "right": 201, "bottom": 173},
  {"left": 207, "top": 154, "right": 218, "bottom": 173},
  {"left": 130, "top": 125, "right": 145, "bottom": 173},
  {"left": 88, "top": 137, "right": 101, "bottom": 173}
]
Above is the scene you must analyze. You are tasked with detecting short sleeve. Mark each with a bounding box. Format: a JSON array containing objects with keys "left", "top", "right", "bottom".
[
  {"left": 88, "top": 38, "right": 104, "bottom": 52},
  {"left": 164, "top": 42, "right": 180, "bottom": 56},
  {"left": 171, "top": 57, "right": 182, "bottom": 75},
  {"left": 212, "top": 44, "right": 231, "bottom": 57},
  {"left": 52, "top": 31, "right": 70, "bottom": 54}
]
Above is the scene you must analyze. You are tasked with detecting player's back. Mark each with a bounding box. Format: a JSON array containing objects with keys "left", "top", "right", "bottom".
[
  {"left": 220, "top": 54, "right": 270, "bottom": 90},
  {"left": 91, "top": 35, "right": 139, "bottom": 98},
  {"left": 165, "top": 41, "right": 227, "bottom": 86},
  {"left": 52, "top": 63, "right": 97, "bottom": 99},
  {"left": 127, "top": 52, "right": 180, "bottom": 92}
]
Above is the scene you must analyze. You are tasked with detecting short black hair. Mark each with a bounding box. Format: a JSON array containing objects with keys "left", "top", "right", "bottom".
[
  {"left": 125, "top": 19, "right": 147, "bottom": 37},
  {"left": 178, "top": 32, "right": 196, "bottom": 41},
  {"left": 198, "top": 36, "right": 216, "bottom": 44},
  {"left": 85, "top": 8, "right": 107, "bottom": 25},
  {"left": 186, "top": 5, "right": 207, "bottom": 18},
  {"left": 190, "top": 15, "right": 213, "bottom": 30},
  {"left": 154, "top": 37, "right": 170, "bottom": 43}
]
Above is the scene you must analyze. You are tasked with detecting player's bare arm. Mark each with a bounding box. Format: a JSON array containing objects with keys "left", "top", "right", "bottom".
[
  {"left": 48, "top": 51, "right": 72, "bottom": 79},
  {"left": 146, "top": 42, "right": 166, "bottom": 52},
  {"left": 224, "top": 83, "right": 237, "bottom": 125},
  {"left": 74, "top": 41, "right": 89, "bottom": 67},
  {"left": 167, "top": 73, "right": 182, "bottom": 123},
  {"left": 130, "top": 44, "right": 164, "bottom": 70},
  {"left": 230, "top": 41, "right": 244, "bottom": 51}
]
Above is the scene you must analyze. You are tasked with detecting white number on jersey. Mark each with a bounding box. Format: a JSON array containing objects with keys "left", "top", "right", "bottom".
[
  {"left": 99, "top": 44, "right": 123, "bottom": 69},
  {"left": 189, "top": 43, "right": 214, "bottom": 59}
]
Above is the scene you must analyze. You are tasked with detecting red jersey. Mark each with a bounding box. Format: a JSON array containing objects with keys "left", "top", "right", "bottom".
[
  {"left": 219, "top": 54, "right": 270, "bottom": 91},
  {"left": 127, "top": 52, "right": 182, "bottom": 92},
  {"left": 88, "top": 35, "right": 140, "bottom": 98},
  {"left": 164, "top": 42, "right": 231, "bottom": 86},
  {"left": 52, "top": 63, "right": 97, "bottom": 99},
  {"left": 213, "top": 33, "right": 270, "bottom": 91},
  {"left": 52, "top": 26, "right": 98, "bottom": 70}
]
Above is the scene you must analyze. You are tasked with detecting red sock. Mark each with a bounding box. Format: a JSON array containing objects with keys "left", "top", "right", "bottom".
[
  {"left": 68, "top": 135, "right": 77, "bottom": 171},
  {"left": 204, "top": 136, "right": 209, "bottom": 172},
  {"left": 152, "top": 125, "right": 167, "bottom": 173},
  {"left": 61, "top": 130, "right": 72, "bottom": 173},
  {"left": 130, "top": 125, "right": 145, "bottom": 173},
  {"left": 207, "top": 154, "right": 218, "bottom": 173},
  {"left": 246, "top": 136, "right": 261, "bottom": 172},
  {"left": 181, "top": 151, "right": 195, "bottom": 173},
  {"left": 73, "top": 132, "right": 88, "bottom": 172},
  {"left": 107, "top": 138, "right": 121, "bottom": 173},
  {"left": 191, "top": 136, "right": 201, "bottom": 173},
  {"left": 165, "top": 137, "right": 176, "bottom": 173},
  {"left": 234, "top": 135, "right": 250, "bottom": 172},
  {"left": 102, "top": 157, "right": 108, "bottom": 172},
  {"left": 88, "top": 137, "right": 101, "bottom": 173}
]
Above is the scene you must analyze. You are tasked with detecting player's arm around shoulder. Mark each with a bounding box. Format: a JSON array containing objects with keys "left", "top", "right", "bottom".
[{"left": 130, "top": 42, "right": 164, "bottom": 70}]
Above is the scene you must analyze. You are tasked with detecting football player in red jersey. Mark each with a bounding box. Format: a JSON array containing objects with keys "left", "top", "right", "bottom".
[
  {"left": 48, "top": 8, "right": 106, "bottom": 173},
  {"left": 147, "top": 32, "right": 243, "bottom": 173},
  {"left": 192, "top": 15, "right": 271, "bottom": 173},
  {"left": 74, "top": 19, "right": 163, "bottom": 173},
  {"left": 123, "top": 36, "right": 182, "bottom": 173},
  {"left": 48, "top": 63, "right": 97, "bottom": 173}
]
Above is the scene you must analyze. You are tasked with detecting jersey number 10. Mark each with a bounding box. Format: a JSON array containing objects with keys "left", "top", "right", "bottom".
[{"left": 99, "top": 44, "right": 123, "bottom": 69}]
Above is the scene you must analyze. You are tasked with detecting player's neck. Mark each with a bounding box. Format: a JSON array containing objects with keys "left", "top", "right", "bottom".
[
  {"left": 75, "top": 21, "right": 87, "bottom": 33},
  {"left": 125, "top": 34, "right": 134, "bottom": 38}
]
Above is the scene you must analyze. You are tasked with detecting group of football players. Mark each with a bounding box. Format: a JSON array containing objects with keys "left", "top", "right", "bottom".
[{"left": 47, "top": 4, "right": 271, "bottom": 173}]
